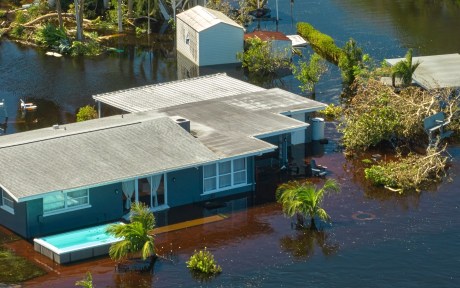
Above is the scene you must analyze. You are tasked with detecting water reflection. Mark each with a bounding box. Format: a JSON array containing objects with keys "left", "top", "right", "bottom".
[
  {"left": 334, "top": 0, "right": 460, "bottom": 55},
  {"left": 280, "top": 230, "right": 339, "bottom": 259},
  {"left": 13, "top": 98, "right": 63, "bottom": 133}
]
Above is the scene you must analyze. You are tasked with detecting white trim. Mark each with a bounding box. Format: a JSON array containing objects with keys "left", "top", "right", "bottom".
[
  {"left": 43, "top": 189, "right": 90, "bottom": 217},
  {"left": 254, "top": 124, "right": 308, "bottom": 139},
  {"left": 280, "top": 106, "right": 326, "bottom": 116},
  {"left": 43, "top": 204, "right": 92, "bottom": 217},
  {"left": 1, "top": 189, "right": 15, "bottom": 215},
  {"left": 203, "top": 157, "right": 248, "bottom": 194},
  {"left": 201, "top": 183, "right": 252, "bottom": 196},
  {"left": 150, "top": 204, "right": 170, "bottom": 212}
]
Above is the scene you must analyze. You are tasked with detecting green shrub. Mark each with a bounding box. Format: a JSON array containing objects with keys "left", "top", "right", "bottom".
[
  {"left": 14, "top": 10, "right": 29, "bottom": 24},
  {"left": 318, "top": 103, "right": 343, "bottom": 121},
  {"left": 10, "top": 24, "right": 25, "bottom": 38},
  {"left": 76, "top": 105, "right": 98, "bottom": 122},
  {"left": 237, "top": 36, "right": 290, "bottom": 75},
  {"left": 34, "top": 24, "right": 68, "bottom": 48},
  {"left": 0, "top": 10, "right": 7, "bottom": 18},
  {"left": 297, "top": 22, "right": 344, "bottom": 64},
  {"left": 364, "top": 165, "right": 397, "bottom": 187},
  {"left": 70, "top": 39, "right": 102, "bottom": 56},
  {"left": 187, "top": 248, "right": 222, "bottom": 275}
]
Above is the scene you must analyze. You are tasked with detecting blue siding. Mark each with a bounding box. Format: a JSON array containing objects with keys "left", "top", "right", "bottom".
[
  {"left": 0, "top": 201, "right": 28, "bottom": 238},
  {"left": 167, "top": 157, "right": 255, "bottom": 207},
  {"left": 25, "top": 183, "right": 123, "bottom": 239}
]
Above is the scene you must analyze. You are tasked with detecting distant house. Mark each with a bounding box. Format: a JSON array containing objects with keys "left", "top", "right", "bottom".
[
  {"left": 0, "top": 74, "right": 326, "bottom": 239},
  {"left": 244, "top": 31, "right": 293, "bottom": 59},
  {"left": 176, "top": 6, "right": 244, "bottom": 66}
]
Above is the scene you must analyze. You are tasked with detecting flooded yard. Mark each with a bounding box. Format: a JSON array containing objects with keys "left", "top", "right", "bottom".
[{"left": 1, "top": 0, "right": 460, "bottom": 287}]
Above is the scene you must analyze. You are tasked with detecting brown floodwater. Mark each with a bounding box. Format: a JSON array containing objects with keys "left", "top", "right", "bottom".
[
  {"left": 1, "top": 0, "right": 460, "bottom": 286},
  {"left": 0, "top": 143, "right": 456, "bottom": 287}
]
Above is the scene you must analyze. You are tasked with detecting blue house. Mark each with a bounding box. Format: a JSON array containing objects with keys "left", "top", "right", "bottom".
[{"left": 0, "top": 74, "right": 326, "bottom": 239}]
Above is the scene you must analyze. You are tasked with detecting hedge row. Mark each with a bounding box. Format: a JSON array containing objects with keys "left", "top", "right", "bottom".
[{"left": 297, "top": 22, "right": 344, "bottom": 65}]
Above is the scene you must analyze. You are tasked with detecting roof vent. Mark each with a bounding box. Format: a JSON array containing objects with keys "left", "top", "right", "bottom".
[
  {"left": 170, "top": 116, "right": 191, "bottom": 133},
  {"left": 53, "top": 124, "right": 60, "bottom": 130}
]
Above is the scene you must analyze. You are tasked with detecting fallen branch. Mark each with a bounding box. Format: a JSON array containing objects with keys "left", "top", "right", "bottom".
[{"left": 22, "top": 13, "right": 91, "bottom": 26}]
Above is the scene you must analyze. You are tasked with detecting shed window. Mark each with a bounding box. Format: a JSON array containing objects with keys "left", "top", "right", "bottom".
[
  {"left": 185, "top": 32, "right": 190, "bottom": 45},
  {"left": 1, "top": 188, "right": 14, "bottom": 214},
  {"left": 43, "top": 189, "right": 90, "bottom": 216},
  {"left": 203, "top": 158, "right": 248, "bottom": 193}
]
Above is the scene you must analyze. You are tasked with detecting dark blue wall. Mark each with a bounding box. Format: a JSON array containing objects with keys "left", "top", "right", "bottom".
[
  {"left": 167, "top": 157, "right": 255, "bottom": 207},
  {"left": 0, "top": 201, "right": 28, "bottom": 238},
  {"left": 25, "top": 182, "right": 123, "bottom": 239}
]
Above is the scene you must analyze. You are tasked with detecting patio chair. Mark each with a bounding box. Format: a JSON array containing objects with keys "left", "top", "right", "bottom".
[{"left": 310, "top": 159, "right": 327, "bottom": 177}]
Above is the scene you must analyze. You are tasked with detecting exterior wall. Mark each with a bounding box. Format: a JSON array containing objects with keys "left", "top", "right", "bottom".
[
  {"left": 167, "top": 157, "right": 254, "bottom": 207},
  {"left": 199, "top": 24, "right": 243, "bottom": 66},
  {"left": 291, "top": 113, "right": 307, "bottom": 145},
  {"left": 177, "top": 51, "right": 200, "bottom": 80},
  {"left": 176, "top": 19, "right": 199, "bottom": 65},
  {"left": 25, "top": 183, "right": 123, "bottom": 239},
  {"left": 0, "top": 200, "right": 28, "bottom": 238}
]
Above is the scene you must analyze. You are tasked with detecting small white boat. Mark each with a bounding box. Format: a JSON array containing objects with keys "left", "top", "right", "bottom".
[{"left": 20, "top": 99, "right": 37, "bottom": 111}]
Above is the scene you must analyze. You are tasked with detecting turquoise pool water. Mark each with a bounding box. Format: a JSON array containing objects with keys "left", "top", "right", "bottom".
[{"left": 34, "top": 222, "right": 123, "bottom": 253}]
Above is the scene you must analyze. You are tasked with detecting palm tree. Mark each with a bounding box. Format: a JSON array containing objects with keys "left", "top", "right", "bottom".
[
  {"left": 276, "top": 179, "right": 340, "bottom": 230},
  {"left": 391, "top": 48, "right": 420, "bottom": 87},
  {"left": 106, "top": 202, "right": 156, "bottom": 271}
]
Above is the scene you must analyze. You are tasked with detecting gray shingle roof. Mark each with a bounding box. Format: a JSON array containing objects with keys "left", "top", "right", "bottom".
[
  {"left": 176, "top": 6, "right": 243, "bottom": 32},
  {"left": 162, "top": 101, "right": 305, "bottom": 158},
  {"left": 0, "top": 115, "right": 218, "bottom": 201}
]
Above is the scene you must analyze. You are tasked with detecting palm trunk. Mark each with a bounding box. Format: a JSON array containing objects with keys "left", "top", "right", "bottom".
[
  {"left": 296, "top": 213, "right": 305, "bottom": 229},
  {"left": 147, "top": 254, "right": 157, "bottom": 272},
  {"left": 56, "top": 0, "right": 63, "bottom": 30},
  {"left": 310, "top": 217, "right": 318, "bottom": 231}
]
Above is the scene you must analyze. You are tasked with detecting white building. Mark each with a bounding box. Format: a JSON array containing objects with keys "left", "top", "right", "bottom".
[{"left": 176, "top": 6, "right": 244, "bottom": 66}]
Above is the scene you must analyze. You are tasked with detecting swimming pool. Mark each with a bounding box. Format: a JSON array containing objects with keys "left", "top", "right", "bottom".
[{"left": 33, "top": 222, "right": 123, "bottom": 264}]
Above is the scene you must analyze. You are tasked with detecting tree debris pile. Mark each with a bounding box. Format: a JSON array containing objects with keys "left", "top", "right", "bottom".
[
  {"left": 340, "top": 78, "right": 459, "bottom": 192},
  {"left": 340, "top": 79, "right": 460, "bottom": 151},
  {"left": 364, "top": 145, "right": 449, "bottom": 193}
]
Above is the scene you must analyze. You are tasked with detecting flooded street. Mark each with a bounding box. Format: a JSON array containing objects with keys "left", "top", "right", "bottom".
[{"left": 1, "top": 0, "right": 460, "bottom": 287}]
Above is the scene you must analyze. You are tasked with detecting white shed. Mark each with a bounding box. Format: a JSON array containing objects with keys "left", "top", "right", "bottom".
[{"left": 176, "top": 6, "right": 244, "bottom": 66}]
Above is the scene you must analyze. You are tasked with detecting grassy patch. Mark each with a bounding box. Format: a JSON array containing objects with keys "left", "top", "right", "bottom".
[{"left": 0, "top": 247, "right": 46, "bottom": 283}]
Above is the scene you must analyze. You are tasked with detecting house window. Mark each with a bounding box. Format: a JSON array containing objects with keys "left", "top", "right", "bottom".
[
  {"left": 43, "top": 189, "right": 90, "bottom": 216},
  {"left": 1, "top": 188, "right": 14, "bottom": 214},
  {"left": 203, "top": 158, "right": 248, "bottom": 193}
]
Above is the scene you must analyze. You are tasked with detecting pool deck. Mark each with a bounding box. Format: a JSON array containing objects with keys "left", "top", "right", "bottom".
[{"left": 151, "top": 214, "right": 228, "bottom": 235}]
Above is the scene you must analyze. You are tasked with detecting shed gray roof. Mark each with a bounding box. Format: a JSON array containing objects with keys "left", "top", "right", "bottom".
[
  {"left": 93, "top": 73, "right": 264, "bottom": 113},
  {"left": 0, "top": 115, "right": 219, "bottom": 202},
  {"left": 176, "top": 5, "right": 243, "bottom": 32},
  {"left": 386, "top": 53, "right": 460, "bottom": 90}
]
